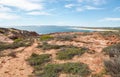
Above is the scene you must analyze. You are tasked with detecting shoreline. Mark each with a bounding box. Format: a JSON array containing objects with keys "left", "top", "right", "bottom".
[{"left": 71, "top": 27, "right": 119, "bottom": 32}]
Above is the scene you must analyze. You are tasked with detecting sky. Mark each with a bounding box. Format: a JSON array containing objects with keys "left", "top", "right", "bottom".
[{"left": 0, "top": 0, "right": 120, "bottom": 27}]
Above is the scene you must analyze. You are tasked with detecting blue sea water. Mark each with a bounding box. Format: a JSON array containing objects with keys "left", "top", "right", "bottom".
[{"left": 7, "top": 26, "right": 92, "bottom": 34}]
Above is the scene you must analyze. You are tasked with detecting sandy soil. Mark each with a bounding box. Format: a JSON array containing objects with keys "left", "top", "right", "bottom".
[
  {"left": 0, "top": 41, "right": 38, "bottom": 77},
  {"left": 0, "top": 32, "right": 119, "bottom": 77}
]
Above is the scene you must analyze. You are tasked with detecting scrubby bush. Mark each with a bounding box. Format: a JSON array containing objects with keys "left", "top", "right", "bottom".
[
  {"left": 40, "top": 35, "right": 54, "bottom": 41},
  {"left": 8, "top": 52, "right": 17, "bottom": 58},
  {"left": 62, "top": 62, "right": 90, "bottom": 76},
  {"left": 103, "top": 43, "right": 120, "bottom": 77},
  {"left": 104, "top": 58, "right": 120, "bottom": 77},
  {"left": 91, "top": 69, "right": 107, "bottom": 77},
  {"left": 40, "top": 64, "right": 62, "bottom": 77},
  {"left": 40, "top": 62, "right": 90, "bottom": 77},
  {"left": 0, "top": 38, "right": 34, "bottom": 51},
  {"left": 103, "top": 43, "right": 120, "bottom": 57},
  {"left": 28, "top": 53, "right": 90, "bottom": 77},
  {"left": 0, "top": 43, "right": 25, "bottom": 51},
  {"left": 100, "top": 31, "right": 120, "bottom": 37},
  {"left": 57, "top": 47, "right": 87, "bottom": 60},
  {"left": 28, "top": 53, "right": 51, "bottom": 66},
  {"left": 38, "top": 42, "right": 65, "bottom": 50},
  {"left": 14, "top": 38, "right": 23, "bottom": 43},
  {"left": 55, "top": 34, "right": 76, "bottom": 41}
]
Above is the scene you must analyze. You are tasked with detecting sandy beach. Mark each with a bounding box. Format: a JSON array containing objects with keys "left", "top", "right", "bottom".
[{"left": 71, "top": 27, "right": 119, "bottom": 32}]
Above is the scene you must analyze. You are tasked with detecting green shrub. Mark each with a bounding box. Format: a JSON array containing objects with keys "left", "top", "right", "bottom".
[
  {"left": 40, "top": 35, "right": 54, "bottom": 41},
  {"left": 103, "top": 43, "right": 120, "bottom": 57},
  {"left": 28, "top": 54, "right": 90, "bottom": 77},
  {"left": 40, "top": 64, "right": 62, "bottom": 77},
  {"left": 62, "top": 62, "right": 90, "bottom": 76},
  {"left": 0, "top": 42, "right": 27, "bottom": 51},
  {"left": 55, "top": 34, "right": 76, "bottom": 41},
  {"left": 104, "top": 57, "right": 120, "bottom": 77},
  {"left": 103, "top": 43, "right": 120, "bottom": 77},
  {"left": 14, "top": 38, "right": 23, "bottom": 43},
  {"left": 40, "top": 62, "right": 90, "bottom": 77},
  {"left": 0, "top": 38, "right": 34, "bottom": 51},
  {"left": 38, "top": 42, "right": 65, "bottom": 50},
  {"left": 57, "top": 47, "right": 87, "bottom": 60},
  {"left": 28, "top": 53, "right": 51, "bottom": 66}
]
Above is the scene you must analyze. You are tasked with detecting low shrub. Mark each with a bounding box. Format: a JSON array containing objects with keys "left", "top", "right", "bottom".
[
  {"left": 0, "top": 38, "right": 34, "bottom": 51},
  {"left": 38, "top": 42, "right": 65, "bottom": 50},
  {"left": 8, "top": 52, "right": 17, "bottom": 58},
  {"left": 40, "top": 62, "right": 90, "bottom": 77},
  {"left": 103, "top": 43, "right": 120, "bottom": 77},
  {"left": 103, "top": 43, "right": 120, "bottom": 57},
  {"left": 62, "top": 62, "right": 90, "bottom": 76},
  {"left": 28, "top": 54, "right": 90, "bottom": 77},
  {"left": 55, "top": 34, "right": 76, "bottom": 41},
  {"left": 14, "top": 38, "right": 23, "bottom": 43},
  {"left": 104, "top": 57, "right": 120, "bottom": 77},
  {"left": 28, "top": 53, "right": 51, "bottom": 66},
  {"left": 91, "top": 69, "right": 107, "bottom": 77},
  {"left": 57, "top": 47, "right": 87, "bottom": 60},
  {"left": 40, "top": 64, "right": 62, "bottom": 77},
  {"left": 40, "top": 35, "right": 54, "bottom": 41}
]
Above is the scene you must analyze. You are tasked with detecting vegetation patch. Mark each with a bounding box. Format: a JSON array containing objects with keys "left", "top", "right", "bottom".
[
  {"left": 27, "top": 53, "right": 51, "bottom": 66},
  {"left": 103, "top": 43, "right": 120, "bottom": 57},
  {"left": 14, "top": 38, "right": 23, "bottom": 43},
  {"left": 91, "top": 69, "right": 107, "bottom": 77},
  {"left": 28, "top": 53, "right": 90, "bottom": 77},
  {"left": 0, "top": 38, "right": 34, "bottom": 51},
  {"left": 55, "top": 34, "right": 76, "bottom": 41},
  {"left": 38, "top": 42, "right": 66, "bottom": 50},
  {"left": 56, "top": 47, "right": 88, "bottom": 60},
  {"left": 34, "top": 62, "right": 90, "bottom": 77},
  {"left": 100, "top": 31, "right": 120, "bottom": 37},
  {"left": 103, "top": 43, "right": 120, "bottom": 77},
  {"left": 40, "top": 35, "right": 54, "bottom": 41},
  {"left": 8, "top": 52, "right": 17, "bottom": 58}
]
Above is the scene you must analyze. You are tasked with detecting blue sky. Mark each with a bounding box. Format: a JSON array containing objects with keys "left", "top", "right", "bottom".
[{"left": 0, "top": 0, "right": 120, "bottom": 27}]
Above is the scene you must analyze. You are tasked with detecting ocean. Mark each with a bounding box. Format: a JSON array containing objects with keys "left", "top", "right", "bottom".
[{"left": 6, "top": 26, "right": 92, "bottom": 34}]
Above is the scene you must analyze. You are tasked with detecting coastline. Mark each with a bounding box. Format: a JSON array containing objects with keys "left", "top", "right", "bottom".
[{"left": 71, "top": 27, "right": 119, "bottom": 32}]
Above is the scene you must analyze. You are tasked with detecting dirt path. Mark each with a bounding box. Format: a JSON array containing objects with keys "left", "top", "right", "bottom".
[{"left": 0, "top": 40, "right": 38, "bottom": 77}]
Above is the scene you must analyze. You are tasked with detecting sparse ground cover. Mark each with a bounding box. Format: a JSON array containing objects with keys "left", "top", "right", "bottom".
[
  {"left": 103, "top": 43, "right": 120, "bottom": 77},
  {"left": 39, "top": 35, "right": 54, "bottom": 41},
  {"left": 37, "top": 42, "right": 66, "bottom": 50},
  {"left": 1, "top": 30, "right": 120, "bottom": 77},
  {"left": 56, "top": 47, "right": 88, "bottom": 60},
  {"left": 0, "top": 38, "right": 34, "bottom": 51},
  {"left": 28, "top": 53, "right": 90, "bottom": 77}
]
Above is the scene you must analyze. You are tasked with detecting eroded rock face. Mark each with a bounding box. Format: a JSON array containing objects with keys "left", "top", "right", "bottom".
[
  {"left": 0, "top": 28, "right": 39, "bottom": 43},
  {"left": 0, "top": 33, "right": 13, "bottom": 43}
]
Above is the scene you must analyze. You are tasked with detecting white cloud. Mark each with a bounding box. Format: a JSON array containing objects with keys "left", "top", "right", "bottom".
[
  {"left": 85, "top": 5, "right": 103, "bottom": 10},
  {"left": 92, "top": 0, "right": 106, "bottom": 5},
  {"left": 76, "top": 5, "right": 103, "bottom": 12},
  {"left": 27, "top": 11, "right": 51, "bottom": 16},
  {"left": 0, "top": 0, "right": 43, "bottom": 11},
  {"left": 65, "top": 4, "right": 75, "bottom": 8},
  {"left": 76, "top": 8, "right": 84, "bottom": 12},
  {"left": 0, "top": 5, "right": 12, "bottom": 12},
  {"left": 114, "top": 7, "right": 120, "bottom": 11},
  {"left": 77, "top": 0, "right": 106, "bottom": 5},
  {"left": 100, "top": 17, "right": 120, "bottom": 21},
  {"left": 0, "top": 13, "right": 20, "bottom": 20},
  {"left": 78, "top": 0, "right": 83, "bottom": 3}
]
